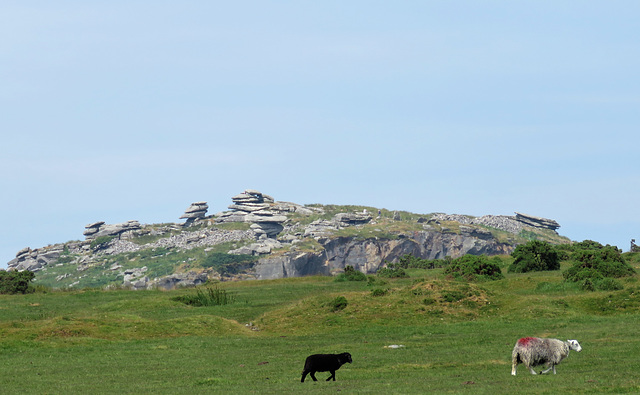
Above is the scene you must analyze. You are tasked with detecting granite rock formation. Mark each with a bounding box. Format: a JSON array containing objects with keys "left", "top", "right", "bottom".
[
  {"left": 83, "top": 220, "right": 141, "bottom": 240},
  {"left": 216, "top": 190, "right": 288, "bottom": 240},
  {"left": 180, "top": 202, "right": 209, "bottom": 226},
  {"left": 515, "top": 212, "right": 560, "bottom": 230}
]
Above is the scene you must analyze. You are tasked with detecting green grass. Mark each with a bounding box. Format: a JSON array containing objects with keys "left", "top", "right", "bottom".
[{"left": 1, "top": 267, "right": 640, "bottom": 394}]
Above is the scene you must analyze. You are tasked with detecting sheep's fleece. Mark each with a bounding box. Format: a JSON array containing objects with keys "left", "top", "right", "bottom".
[{"left": 511, "top": 337, "right": 582, "bottom": 375}]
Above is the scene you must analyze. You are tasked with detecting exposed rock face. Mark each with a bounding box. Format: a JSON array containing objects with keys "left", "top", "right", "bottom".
[
  {"left": 254, "top": 252, "right": 331, "bottom": 279},
  {"left": 254, "top": 230, "right": 514, "bottom": 280},
  {"left": 180, "top": 202, "right": 209, "bottom": 226},
  {"left": 83, "top": 220, "right": 141, "bottom": 240},
  {"left": 515, "top": 212, "right": 560, "bottom": 230}
]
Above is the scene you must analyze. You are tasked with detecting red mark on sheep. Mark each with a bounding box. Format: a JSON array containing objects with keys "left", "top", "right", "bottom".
[{"left": 517, "top": 337, "right": 537, "bottom": 346}]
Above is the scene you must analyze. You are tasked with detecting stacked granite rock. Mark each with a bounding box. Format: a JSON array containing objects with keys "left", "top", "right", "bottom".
[
  {"left": 216, "top": 190, "right": 287, "bottom": 239},
  {"left": 83, "top": 220, "right": 141, "bottom": 240},
  {"left": 180, "top": 202, "right": 209, "bottom": 226},
  {"left": 7, "top": 246, "right": 63, "bottom": 272},
  {"left": 334, "top": 212, "right": 372, "bottom": 227},
  {"left": 514, "top": 212, "right": 560, "bottom": 230}
]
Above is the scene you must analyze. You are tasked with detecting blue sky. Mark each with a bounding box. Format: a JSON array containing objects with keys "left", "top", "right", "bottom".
[{"left": 1, "top": 1, "right": 638, "bottom": 268}]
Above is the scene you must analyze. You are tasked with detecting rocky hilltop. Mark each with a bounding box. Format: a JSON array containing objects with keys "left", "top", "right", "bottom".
[{"left": 5, "top": 190, "right": 569, "bottom": 289}]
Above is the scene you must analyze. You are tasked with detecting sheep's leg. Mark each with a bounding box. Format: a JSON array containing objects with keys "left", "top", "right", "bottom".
[
  {"left": 511, "top": 362, "right": 517, "bottom": 376},
  {"left": 527, "top": 365, "right": 537, "bottom": 375},
  {"left": 326, "top": 371, "right": 336, "bottom": 381},
  {"left": 301, "top": 371, "right": 308, "bottom": 382},
  {"left": 540, "top": 363, "right": 554, "bottom": 375},
  {"left": 310, "top": 372, "right": 318, "bottom": 381}
]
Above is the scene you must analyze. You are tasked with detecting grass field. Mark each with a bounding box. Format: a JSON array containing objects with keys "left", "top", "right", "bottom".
[{"left": 2, "top": 260, "right": 640, "bottom": 394}]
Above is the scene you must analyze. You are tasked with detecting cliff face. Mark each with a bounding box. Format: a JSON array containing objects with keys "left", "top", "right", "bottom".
[{"left": 254, "top": 230, "right": 514, "bottom": 280}]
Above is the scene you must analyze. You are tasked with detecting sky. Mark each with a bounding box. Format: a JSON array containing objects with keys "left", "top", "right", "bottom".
[{"left": 1, "top": 1, "right": 638, "bottom": 268}]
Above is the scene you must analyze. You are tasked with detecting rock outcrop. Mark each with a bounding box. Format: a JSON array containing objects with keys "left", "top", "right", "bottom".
[
  {"left": 334, "top": 212, "right": 372, "bottom": 226},
  {"left": 83, "top": 220, "right": 141, "bottom": 240},
  {"left": 216, "top": 190, "right": 288, "bottom": 240},
  {"left": 180, "top": 202, "right": 209, "bottom": 226},
  {"left": 515, "top": 212, "right": 560, "bottom": 230},
  {"left": 7, "top": 246, "right": 64, "bottom": 273},
  {"left": 4, "top": 188, "right": 568, "bottom": 289}
]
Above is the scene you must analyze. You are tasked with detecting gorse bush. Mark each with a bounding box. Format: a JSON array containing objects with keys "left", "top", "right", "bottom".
[
  {"left": 443, "top": 255, "right": 504, "bottom": 281},
  {"left": 563, "top": 241, "right": 635, "bottom": 291},
  {"left": 0, "top": 270, "right": 36, "bottom": 294},
  {"left": 377, "top": 263, "right": 409, "bottom": 278},
  {"left": 508, "top": 240, "right": 560, "bottom": 273},
  {"left": 370, "top": 288, "right": 387, "bottom": 297},
  {"left": 334, "top": 265, "right": 367, "bottom": 282},
  {"left": 393, "top": 254, "right": 451, "bottom": 270},
  {"left": 329, "top": 296, "right": 348, "bottom": 311}
]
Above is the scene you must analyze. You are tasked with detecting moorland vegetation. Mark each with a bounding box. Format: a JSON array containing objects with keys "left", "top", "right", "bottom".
[{"left": 1, "top": 241, "right": 639, "bottom": 394}]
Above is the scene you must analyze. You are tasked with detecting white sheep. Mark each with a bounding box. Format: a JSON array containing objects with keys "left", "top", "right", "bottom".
[{"left": 511, "top": 337, "right": 582, "bottom": 375}]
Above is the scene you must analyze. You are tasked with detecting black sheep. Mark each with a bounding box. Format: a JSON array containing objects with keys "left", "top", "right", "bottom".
[{"left": 301, "top": 352, "right": 352, "bottom": 382}]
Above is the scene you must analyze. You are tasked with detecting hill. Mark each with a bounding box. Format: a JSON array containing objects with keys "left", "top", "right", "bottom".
[{"left": 6, "top": 189, "right": 569, "bottom": 290}]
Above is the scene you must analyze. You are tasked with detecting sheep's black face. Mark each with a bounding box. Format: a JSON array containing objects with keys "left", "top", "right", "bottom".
[{"left": 342, "top": 353, "right": 352, "bottom": 364}]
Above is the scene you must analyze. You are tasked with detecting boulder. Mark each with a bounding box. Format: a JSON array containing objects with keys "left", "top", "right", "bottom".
[{"left": 334, "top": 212, "right": 372, "bottom": 226}]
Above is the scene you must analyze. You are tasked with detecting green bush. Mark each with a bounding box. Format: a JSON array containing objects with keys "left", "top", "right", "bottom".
[
  {"left": 443, "top": 255, "right": 504, "bottom": 281},
  {"left": 508, "top": 240, "right": 560, "bottom": 273},
  {"left": 334, "top": 265, "right": 367, "bottom": 282},
  {"left": 377, "top": 262, "right": 409, "bottom": 278},
  {"left": 564, "top": 244, "right": 636, "bottom": 285},
  {"left": 0, "top": 270, "right": 36, "bottom": 294},
  {"left": 370, "top": 288, "right": 388, "bottom": 297},
  {"left": 393, "top": 254, "right": 452, "bottom": 269},
  {"left": 329, "top": 296, "right": 348, "bottom": 311},
  {"left": 172, "top": 286, "right": 236, "bottom": 306}
]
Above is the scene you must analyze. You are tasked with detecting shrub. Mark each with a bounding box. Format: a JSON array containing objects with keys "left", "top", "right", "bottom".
[
  {"left": 508, "top": 240, "right": 560, "bottom": 273},
  {"left": 0, "top": 270, "right": 36, "bottom": 294},
  {"left": 334, "top": 265, "right": 367, "bottom": 282},
  {"left": 564, "top": 245, "right": 636, "bottom": 283},
  {"left": 172, "top": 286, "right": 236, "bottom": 306},
  {"left": 394, "top": 254, "right": 451, "bottom": 269},
  {"left": 377, "top": 262, "right": 409, "bottom": 278},
  {"left": 444, "top": 255, "right": 504, "bottom": 281},
  {"left": 329, "top": 296, "right": 348, "bottom": 311},
  {"left": 370, "top": 288, "right": 388, "bottom": 297}
]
